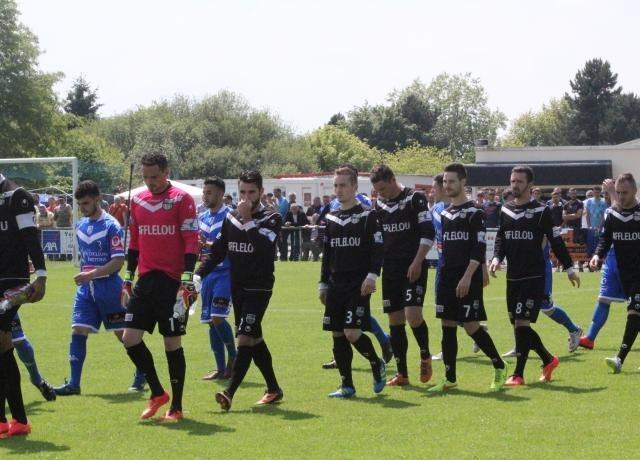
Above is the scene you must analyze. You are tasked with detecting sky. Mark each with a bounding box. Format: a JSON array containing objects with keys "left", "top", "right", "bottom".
[{"left": 17, "top": 0, "right": 640, "bottom": 134}]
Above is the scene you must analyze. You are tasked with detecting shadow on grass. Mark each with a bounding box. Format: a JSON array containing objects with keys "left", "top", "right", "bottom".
[
  {"left": 347, "top": 393, "right": 420, "bottom": 409},
  {"left": 203, "top": 380, "right": 264, "bottom": 389},
  {"left": 84, "top": 392, "right": 147, "bottom": 404},
  {"left": 232, "top": 404, "right": 320, "bottom": 421},
  {"left": 0, "top": 438, "right": 71, "bottom": 455},
  {"left": 457, "top": 356, "right": 494, "bottom": 366},
  {"left": 23, "top": 400, "right": 55, "bottom": 416},
  {"left": 527, "top": 383, "right": 607, "bottom": 394},
  {"left": 143, "top": 418, "right": 235, "bottom": 436},
  {"left": 424, "top": 388, "right": 530, "bottom": 402}
]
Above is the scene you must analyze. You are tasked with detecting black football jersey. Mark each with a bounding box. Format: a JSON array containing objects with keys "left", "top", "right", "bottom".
[
  {"left": 595, "top": 204, "right": 640, "bottom": 286},
  {"left": 440, "top": 201, "right": 485, "bottom": 269},
  {"left": 493, "top": 200, "right": 573, "bottom": 280},
  {"left": 0, "top": 176, "right": 45, "bottom": 282},
  {"left": 320, "top": 204, "right": 383, "bottom": 284},
  {"left": 197, "top": 205, "right": 281, "bottom": 290},
  {"left": 375, "top": 187, "right": 435, "bottom": 261}
]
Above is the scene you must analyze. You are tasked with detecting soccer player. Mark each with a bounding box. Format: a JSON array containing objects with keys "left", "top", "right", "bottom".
[
  {"left": 370, "top": 164, "right": 435, "bottom": 386},
  {"left": 197, "top": 170, "right": 283, "bottom": 411},
  {"left": 319, "top": 166, "right": 387, "bottom": 398},
  {"left": 489, "top": 166, "right": 579, "bottom": 386},
  {"left": 0, "top": 172, "right": 49, "bottom": 436},
  {"left": 429, "top": 163, "right": 507, "bottom": 393},
  {"left": 198, "top": 177, "right": 237, "bottom": 380},
  {"left": 120, "top": 152, "right": 199, "bottom": 422},
  {"left": 580, "top": 179, "right": 625, "bottom": 350},
  {"left": 54, "top": 181, "right": 145, "bottom": 396},
  {"left": 590, "top": 173, "right": 640, "bottom": 373}
]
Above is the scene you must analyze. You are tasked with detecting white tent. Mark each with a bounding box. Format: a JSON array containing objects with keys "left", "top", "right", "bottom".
[{"left": 116, "top": 180, "right": 203, "bottom": 203}]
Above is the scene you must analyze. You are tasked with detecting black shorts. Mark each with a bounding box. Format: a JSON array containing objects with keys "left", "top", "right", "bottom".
[
  {"left": 126, "top": 271, "right": 184, "bottom": 337},
  {"left": 232, "top": 286, "right": 272, "bottom": 338},
  {"left": 506, "top": 277, "right": 545, "bottom": 323},
  {"left": 323, "top": 275, "right": 371, "bottom": 332},
  {"left": 435, "top": 267, "right": 486, "bottom": 322},
  {"left": 0, "top": 280, "right": 28, "bottom": 333},
  {"left": 382, "top": 259, "right": 428, "bottom": 313}
]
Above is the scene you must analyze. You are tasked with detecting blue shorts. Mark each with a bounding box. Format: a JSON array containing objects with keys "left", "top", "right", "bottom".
[
  {"left": 599, "top": 251, "right": 626, "bottom": 303},
  {"left": 72, "top": 276, "right": 127, "bottom": 332},
  {"left": 11, "top": 313, "right": 26, "bottom": 343},
  {"left": 200, "top": 270, "right": 232, "bottom": 323}
]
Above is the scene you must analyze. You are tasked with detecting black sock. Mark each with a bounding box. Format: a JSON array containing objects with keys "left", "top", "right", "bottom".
[
  {"left": 528, "top": 327, "right": 553, "bottom": 365},
  {"left": 226, "top": 345, "right": 253, "bottom": 397},
  {"left": 389, "top": 324, "right": 408, "bottom": 377},
  {"left": 470, "top": 327, "right": 504, "bottom": 369},
  {"left": 618, "top": 315, "right": 640, "bottom": 363},
  {"left": 166, "top": 348, "right": 186, "bottom": 411},
  {"left": 333, "top": 335, "right": 354, "bottom": 388},
  {"left": 0, "top": 351, "right": 7, "bottom": 423},
  {"left": 352, "top": 333, "right": 380, "bottom": 364},
  {"left": 411, "top": 321, "right": 431, "bottom": 359},
  {"left": 126, "top": 342, "right": 164, "bottom": 397},
  {"left": 514, "top": 326, "right": 531, "bottom": 377},
  {"left": 442, "top": 326, "right": 458, "bottom": 383},
  {"left": 1, "top": 349, "right": 27, "bottom": 424},
  {"left": 252, "top": 340, "right": 280, "bottom": 392}
]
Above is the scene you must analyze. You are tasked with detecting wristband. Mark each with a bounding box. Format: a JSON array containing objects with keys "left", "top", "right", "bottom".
[
  {"left": 566, "top": 267, "right": 575, "bottom": 276},
  {"left": 123, "top": 271, "right": 134, "bottom": 282},
  {"left": 181, "top": 272, "right": 194, "bottom": 283},
  {"left": 366, "top": 273, "right": 378, "bottom": 282},
  {"left": 34, "top": 269, "right": 47, "bottom": 278},
  {"left": 318, "top": 282, "right": 329, "bottom": 291}
]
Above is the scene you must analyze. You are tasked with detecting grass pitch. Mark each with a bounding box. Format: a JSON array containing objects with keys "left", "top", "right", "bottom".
[{"left": 1, "top": 262, "right": 638, "bottom": 459}]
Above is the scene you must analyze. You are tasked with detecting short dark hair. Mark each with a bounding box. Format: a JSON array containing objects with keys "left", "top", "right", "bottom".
[
  {"left": 433, "top": 173, "right": 444, "bottom": 186},
  {"left": 204, "top": 176, "right": 225, "bottom": 192},
  {"left": 339, "top": 163, "right": 359, "bottom": 175},
  {"left": 223, "top": 194, "right": 233, "bottom": 200},
  {"left": 273, "top": 187, "right": 281, "bottom": 193},
  {"left": 75, "top": 180, "right": 101, "bottom": 199},
  {"left": 443, "top": 163, "right": 467, "bottom": 180},
  {"left": 141, "top": 151, "right": 168, "bottom": 170},
  {"left": 335, "top": 166, "right": 358, "bottom": 185},
  {"left": 511, "top": 165, "right": 534, "bottom": 183},
  {"left": 593, "top": 185, "right": 602, "bottom": 192},
  {"left": 239, "top": 170, "right": 263, "bottom": 189},
  {"left": 617, "top": 172, "right": 637, "bottom": 187},
  {"left": 369, "top": 164, "right": 395, "bottom": 183}
]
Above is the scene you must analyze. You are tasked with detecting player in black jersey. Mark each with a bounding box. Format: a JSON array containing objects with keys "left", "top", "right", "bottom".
[
  {"left": 590, "top": 173, "right": 640, "bottom": 373},
  {"left": 319, "top": 166, "right": 386, "bottom": 398},
  {"left": 0, "top": 173, "right": 49, "bottom": 436},
  {"left": 489, "top": 166, "right": 579, "bottom": 386},
  {"left": 429, "top": 163, "right": 507, "bottom": 393},
  {"left": 370, "top": 164, "right": 435, "bottom": 386},
  {"left": 197, "top": 170, "right": 283, "bottom": 410}
]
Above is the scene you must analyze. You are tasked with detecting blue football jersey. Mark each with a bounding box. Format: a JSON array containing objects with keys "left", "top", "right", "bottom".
[
  {"left": 199, "top": 205, "right": 231, "bottom": 272},
  {"left": 76, "top": 211, "right": 125, "bottom": 278},
  {"left": 330, "top": 193, "right": 372, "bottom": 211}
]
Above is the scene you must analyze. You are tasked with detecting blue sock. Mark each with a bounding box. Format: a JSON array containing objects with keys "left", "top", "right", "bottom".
[
  {"left": 215, "top": 320, "right": 237, "bottom": 360},
  {"left": 69, "top": 334, "right": 88, "bottom": 388},
  {"left": 209, "top": 325, "right": 226, "bottom": 371},
  {"left": 587, "top": 302, "right": 611, "bottom": 341},
  {"left": 370, "top": 316, "right": 389, "bottom": 346},
  {"left": 547, "top": 305, "right": 579, "bottom": 333},
  {"left": 14, "top": 339, "right": 43, "bottom": 386}
]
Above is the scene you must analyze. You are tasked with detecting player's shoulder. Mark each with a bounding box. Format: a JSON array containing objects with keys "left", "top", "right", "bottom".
[
  {"left": 102, "top": 212, "right": 122, "bottom": 231},
  {"left": 256, "top": 208, "right": 281, "bottom": 228},
  {"left": 7, "top": 187, "right": 33, "bottom": 210}
]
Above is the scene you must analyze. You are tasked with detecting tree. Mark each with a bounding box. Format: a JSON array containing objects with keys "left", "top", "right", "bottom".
[
  {"left": 382, "top": 144, "right": 451, "bottom": 176},
  {"left": 307, "top": 125, "right": 380, "bottom": 172},
  {"left": 600, "top": 92, "right": 640, "bottom": 144},
  {"left": 424, "top": 73, "right": 506, "bottom": 157},
  {"left": 0, "top": 0, "right": 64, "bottom": 158},
  {"left": 565, "top": 58, "right": 621, "bottom": 145},
  {"left": 64, "top": 75, "right": 102, "bottom": 120},
  {"left": 501, "top": 99, "right": 571, "bottom": 147}
]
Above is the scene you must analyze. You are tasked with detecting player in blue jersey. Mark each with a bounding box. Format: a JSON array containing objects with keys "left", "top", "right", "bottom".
[
  {"left": 580, "top": 179, "right": 626, "bottom": 349},
  {"left": 54, "top": 181, "right": 144, "bottom": 396},
  {"left": 198, "top": 177, "right": 237, "bottom": 380}
]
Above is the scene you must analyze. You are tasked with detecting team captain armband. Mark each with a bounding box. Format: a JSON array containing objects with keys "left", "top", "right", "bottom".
[
  {"left": 181, "top": 271, "right": 194, "bottom": 283},
  {"left": 123, "top": 271, "right": 134, "bottom": 282}
]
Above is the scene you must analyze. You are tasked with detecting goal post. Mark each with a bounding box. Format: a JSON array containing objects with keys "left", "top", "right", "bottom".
[{"left": 0, "top": 156, "right": 78, "bottom": 264}]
